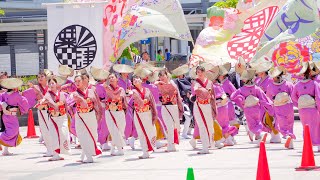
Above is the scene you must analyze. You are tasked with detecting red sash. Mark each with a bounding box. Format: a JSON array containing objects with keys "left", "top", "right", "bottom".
[
  {"left": 135, "top": 110, "right": 154, "bottom": 151},
  {"left": 77, "top": 113, "right": 102, "bottom": 155},
  {"left": 39, "top": 84, "right": 48, "bottom": 96},
  {"left": 50, "top": 116, "right": 61, "bottom": 154},
  {"left": 164, "top": 105, "right": 179, "bottom": 144},
  {"left": 108, "top": 110, "right": 119, "bottom": 129},
  {"left": 196, "top": 78, "right": 208, "bottom": 89},
  {"left": 196, "top": 102, "right": 211, "bottom": 143}
]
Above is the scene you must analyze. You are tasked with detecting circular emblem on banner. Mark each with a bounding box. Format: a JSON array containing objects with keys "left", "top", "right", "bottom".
[{"left": 54, "top": 24, "right": 97, "bottom": 70}]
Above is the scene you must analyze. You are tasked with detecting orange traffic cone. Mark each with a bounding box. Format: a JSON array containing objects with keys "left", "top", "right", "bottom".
[
  {"left": 296, "top": 125, "right": 320, "bottom": 171},
  {"left": 24, "top": 109, "right": 39, "bottom": 138},
  {"left": 256, "top": 141, "right": 270, "bottom": 180}
]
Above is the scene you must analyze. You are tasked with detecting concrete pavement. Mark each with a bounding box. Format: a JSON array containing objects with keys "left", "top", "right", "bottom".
[{"left": 1, "top": 122, "right": 320, "bottom": 180}]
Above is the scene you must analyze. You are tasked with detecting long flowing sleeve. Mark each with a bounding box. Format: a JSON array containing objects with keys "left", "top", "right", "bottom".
[
  {"left": 18, "top": 93, "right": 30, "bottom": 115},
  {"left": 210, "top": 86, "right": 218, "bottom": 118},
  {"left": 22, "top": 88, "right": 37, "bottom": 109},
  {"left": 256, "top": 87, "right": 274, "bottom": 116},
  {"left": 291, "top": 84, "right": 299, "bottom": 108},
  {"left": 147, "top": 89, "right": 158, "bottom": 122},
  {"left": 171, "top": 81, "right": 183, "bottom": 119},
  {"left": 230, "top": 89, "right": 245, "bottom": 109},
  {"left": 92, "top": 90, "right": 103, "bottom": 121}
]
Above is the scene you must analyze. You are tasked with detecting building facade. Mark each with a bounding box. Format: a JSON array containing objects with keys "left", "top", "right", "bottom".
[{"left": 0, "top": 0, "right": 218, "bottom": 75}]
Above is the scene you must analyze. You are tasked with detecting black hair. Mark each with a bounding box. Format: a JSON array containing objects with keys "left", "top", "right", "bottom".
[
  {"left": 195, "top": 66, "right": 205, "bottom": 75},
  {"left": 165, "top": 49, "right": 168, "bottom": 52},
  {"left": 158, "top": 70, "right": 168, "bottom": 77},
  {"left": 81, "top": 73, "right": 90, "bottom": 79},
  {"left": 141, "top": 52, "right": 149, "bottom": 56},
  {"left": 157, "top": 50, "right": 162, "bottom": 54},
  {"left": 48, "top": 78, "right": 58, "bottom": 84}
]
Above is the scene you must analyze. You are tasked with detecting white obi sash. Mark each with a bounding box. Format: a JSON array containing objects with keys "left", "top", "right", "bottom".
[
  {"left": 274, "top": 92, "right": 291, "bottom": 106},
  {"left": 298, "top": 94, "right": 316, "bottom": 109},
  {"left": 244, "top": 95, "right": 259, "bottom": 108},
  {"left": 216, "top": 94, "right": 229, "bottom": 107}
]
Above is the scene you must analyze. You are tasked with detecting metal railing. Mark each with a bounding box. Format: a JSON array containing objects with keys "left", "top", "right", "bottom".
[{"left": 0, "top": 15, "right": 47, "bottom": 23}]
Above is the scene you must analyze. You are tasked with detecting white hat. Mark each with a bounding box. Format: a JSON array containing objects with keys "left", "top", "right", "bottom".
[
  {"left": 43, "top": 69, "right": 53, "bottom": 77},
  {"left": 219, "top": 62, "right": 231, "bottom": 76},
  {"left": 309, "top": 61, "right": 320, "bottom": 76},
  {"left": 55, "top": 76, "right": 67, "bottom": 86},
  {"left": 113, "top": 64, "right": 134, "bottom": 74},
  {"left": 297, "top": 62, "right": 309, "bottom": 76},
  {"left": 252, "top": 60, "right": 273, "bottom": 74},
  {"left": 0, "top": 78, "right": 23, "bottom": 89},
  {"left": 240, "top": 69, "right": 256, "bottom": 81},
  {"left": 134, "top": 66, "right": 152, "bottom": 79},
  {"left": 206, "top": 66, "right": 220, "bottom": 81},
  {"left": 189, "top": 62, "right": 217, "bottom": 80},
  {"left": 269, "top": 66, "right": 286, "bottom": 78},
  {"left": 235, "top": 57, "right": 246, "bottom": 75},
  {"left": 171, "top": 64, "right": 189, "bottom": 76},
  {"left": 58, "top": 65, "right": 74, "bottom": 77},
  {"left": 90, "top": 66, "right": 109, "bottom": 81}
]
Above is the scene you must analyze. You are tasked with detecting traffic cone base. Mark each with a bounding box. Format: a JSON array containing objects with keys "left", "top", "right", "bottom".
[
  {"left": 186, "top": 167, "right": 195, "bottom": 180},
  {"left": 295, "top": 125, "right": 320, "bottom": 171},
  {"left": 24, "top": 109, "right": 39, "bottom": 139}
]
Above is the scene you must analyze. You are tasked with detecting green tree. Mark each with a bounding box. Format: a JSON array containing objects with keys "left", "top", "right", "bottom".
[
  {"left": 213, "top": 0, "right": 239, "bottom": 8},
  {"left": 118, "top": 43, "right": 140, "bottom": 61}
]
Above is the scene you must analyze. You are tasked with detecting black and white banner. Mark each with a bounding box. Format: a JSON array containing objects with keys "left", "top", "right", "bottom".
[{"left": 47, "top": 3, "right": 105, "bottom": 74}]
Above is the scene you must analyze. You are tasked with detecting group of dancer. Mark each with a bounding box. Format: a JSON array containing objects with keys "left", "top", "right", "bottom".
[{"left": 0, "top": 57, "right": 320, "bottom": 162}]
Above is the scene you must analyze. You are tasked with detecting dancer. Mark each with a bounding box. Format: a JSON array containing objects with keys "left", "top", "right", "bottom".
[
  {"left": 266, "top": 66, "right": 295, "bottom": 149},
  {"left": 190, "top": 66, "right": 217, "bottom": 154},
  {"left": 22, "top": 70, "right": 54, "bottom": 156},
  {"left": 231, "top": 69, "right": 272, "bottom": 145},
  {"left": 41, "top": 77, "right": 71, "bottom": 160},
  {"left": 0, "top": 78, "right": 29, "bottom": 155},
  {"left": 155, "top": 70, "right": 183, "bottom": 152},
  {"left": 253, "top": 61, "right": 281, "bottom": 143},
  {"left": 130, "top": 75, "right": 157, "bottom": 159},
  {"left": 70, "top": 74, "right": 103, "bottom": 163},
  {"left": 90, "top": 66, "right": 111, "bottom": 151},
  {"left": 104, "top": 73, "right": 127, "bottom": 156},
  {"left": 211, "top": 66, "right": 238, "bottom": 146},
  {"left": 113, "top": 64, "right": 137, "bottom": 149},
  {"left": 292, "top": 62, "right": 320, "bottom": 151}
]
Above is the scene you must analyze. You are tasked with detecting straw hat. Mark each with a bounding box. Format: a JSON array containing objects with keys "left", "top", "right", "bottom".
[
  {"left": 219, "top": 62, "right": 231, "bottom": 76},
  {"left": 206, "top": 66, "right": 220, "bottom": 81},
  {"left": 55, "top": 76, "right": 67, "bottom": 86},
  {"left": 171, "top": 64, "right": 189, "bottom": 76},
  {"left": 44, "top": 69, "right": 53, "bottom": 77},
  {"left": 90, "top": 66, "right": 109, "bottom": 81},
  {"left": 58, "top": 65, "right": 74, "bottom": 77},
  {"left": 0, "top": 78, "right": 23, "bottom": 89},
  {"left": 252, "top": 60, "right": 273, "bottom": 74},
  {"left": 269, "top": 66, "right": 286, "bottom": 78},
  {"left": 113, "top": 64, "right": 134, "bottom": 74},
  {"left": 235, "top": 57, "right": 246, "bottom": 75},
  {"left": 297, "top": 62, "right": 309, "bottom": 75},
  {"left": 309, "top": 61, "right": 320, "bottom": 76},
  {"left": 89, "top": 77, "right": 96, "bottom": 85},
  {"left": 240, "top": 69, "right": 256, "bottom": 81},
  {"left": 189, "top": 62, "right": 217, "bottom": 79},
  {"left": 134, "top": 66, "right": 152, "bottom": 79}
]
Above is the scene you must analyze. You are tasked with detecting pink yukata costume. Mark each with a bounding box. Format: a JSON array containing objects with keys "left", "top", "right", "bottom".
[
  {"left": 292, "top": 79, "right": 320, "bottom": 146},
  {"left": 266, "top": 81, "right": 295, "bottom": 139},
  {"left": 213, "top": 82, "right": 238, "bottom": 137},
  {"left": 119, "top": 77, "right": 138, "bottom": 139},
  {"left": 231, "top": 84, "right": 274, "bottom": 139},
  {"left": 0, "top": 91, "right": 29, "bottom": 147},
  {"left": 95, "top": 82, "right": 110, "bottom": 146},
  {"left": 221, "top": 79, "right": 238, "bottom": 126}
]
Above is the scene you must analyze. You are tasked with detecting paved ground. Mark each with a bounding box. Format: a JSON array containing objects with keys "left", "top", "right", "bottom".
[{"left": 1, "top": 121, "right": 320, "bottom": 180}]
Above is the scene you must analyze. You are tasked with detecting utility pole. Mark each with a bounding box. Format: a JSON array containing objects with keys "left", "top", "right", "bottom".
[{"left": 201, "top": 0, "right": 209, "bottom": 14}]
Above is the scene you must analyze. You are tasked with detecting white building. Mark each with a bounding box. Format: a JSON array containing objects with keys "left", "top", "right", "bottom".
[{"left": 0, "top": 0, "right": 219, "bottom": 75}]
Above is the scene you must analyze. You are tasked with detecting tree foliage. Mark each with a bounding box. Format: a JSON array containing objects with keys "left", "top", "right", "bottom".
[
  {"left": 119, "top": 43, "right": 140, "bottom": 61},
  {"left": 213, "top": 0, "right": 239, "bottom": 8}
]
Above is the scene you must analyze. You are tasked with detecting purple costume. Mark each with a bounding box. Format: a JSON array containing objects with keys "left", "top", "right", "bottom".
[
  {"left": 118, "top": 77, "right": 138, "bottom": 139},
  {"left": 0, "top": 92, "right": 29, "bottom": 147},
  {"left": 292, "top": 79, "right": 320, "bottom": 145},
  {"left": 231, "top": 84, "right": 274, "bottom": 136},
  {"left": 95, "top": 82, "right": 110, "bottom": 145},
  {"left": 213, "top": 82, "right": 238, "bottom": 136},
  {"left": 221, "top": 79, "right": 237, "bottom": 123},
  {"left": 266, "top": 81, "right": 295, "bottom": 139}
]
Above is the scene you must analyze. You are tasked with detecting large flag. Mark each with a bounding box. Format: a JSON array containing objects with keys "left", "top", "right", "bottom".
[
  {"left": 102, "top": 0, "right": 193, "bottom": 68},
  {"left": 252, "top": 0, "right": 320, "bottom": 64}
]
